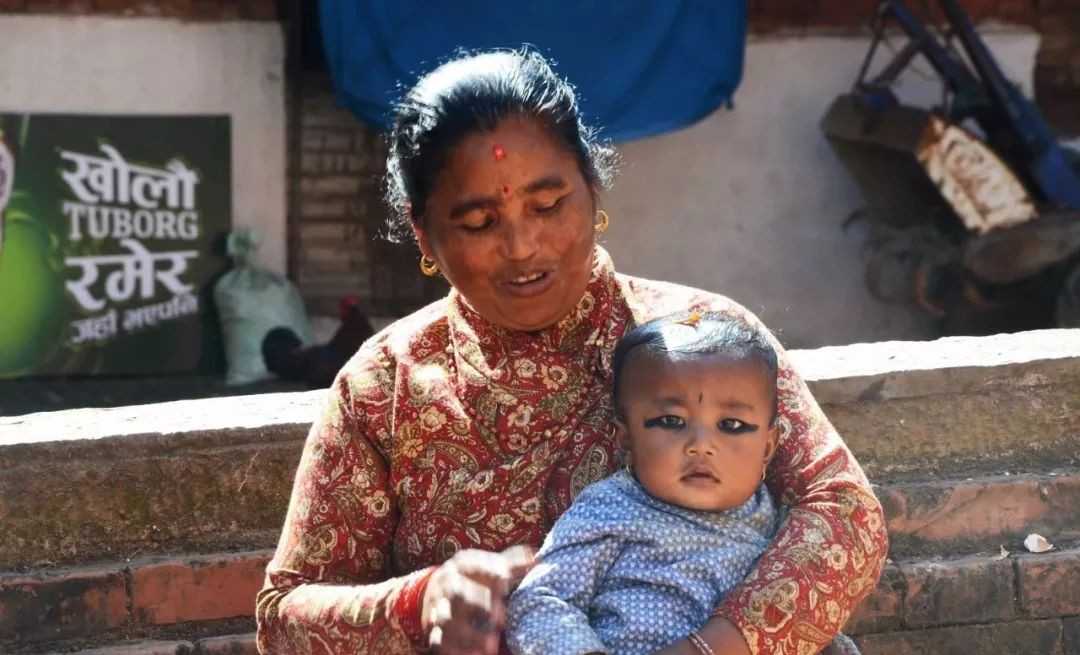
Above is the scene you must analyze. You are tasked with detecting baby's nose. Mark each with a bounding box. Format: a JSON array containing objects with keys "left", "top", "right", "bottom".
[{"left": 685, "top": 435, "right": 716, "bottom": 456}]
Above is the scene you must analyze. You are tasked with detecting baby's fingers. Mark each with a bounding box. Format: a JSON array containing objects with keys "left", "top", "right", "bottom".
[{"left": 501, "top": 544, "right": 536, "bottom": 586}]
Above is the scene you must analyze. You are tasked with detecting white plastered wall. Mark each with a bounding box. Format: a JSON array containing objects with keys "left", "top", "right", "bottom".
[
  {"left": 601, "top": 31, "right": 1040, "bottom": 347},
  {"left": 0, "top": 15, "right": 287, "bottom": 274}
]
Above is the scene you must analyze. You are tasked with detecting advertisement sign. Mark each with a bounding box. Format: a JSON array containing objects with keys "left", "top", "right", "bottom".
[{"left": 0, "top": 114, "right": 230, "bottom": 377}]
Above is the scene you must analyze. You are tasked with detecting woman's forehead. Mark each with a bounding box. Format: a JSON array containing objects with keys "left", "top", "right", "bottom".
[{"left": 437, "top": 118, "right": 580, "bottom": 190}]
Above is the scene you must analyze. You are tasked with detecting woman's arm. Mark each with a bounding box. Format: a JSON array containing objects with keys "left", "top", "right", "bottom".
[
  {"left": 256, "top": 356, "right": 432, "bottom": 653},
  {"left": 707, "top": 316, "right": 889, "bottom": 654}
]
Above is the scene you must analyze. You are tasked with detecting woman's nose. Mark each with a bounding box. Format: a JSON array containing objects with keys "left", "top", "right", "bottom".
[{"left": 500, "top": 217, "right": 541, "bottom": 261}]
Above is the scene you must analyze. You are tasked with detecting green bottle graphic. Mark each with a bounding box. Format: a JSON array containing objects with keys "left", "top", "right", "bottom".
[{"left": 0, "top": 120, "right": 65, "bottom": 375}]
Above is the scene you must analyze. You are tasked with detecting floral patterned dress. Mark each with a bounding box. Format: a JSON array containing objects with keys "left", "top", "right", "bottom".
[{"left": 255, "top": 248, "right": 887, "bottom": 655}]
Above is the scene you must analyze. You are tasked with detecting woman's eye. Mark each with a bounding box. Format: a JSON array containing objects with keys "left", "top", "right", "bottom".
[
  {"left": 460, "top": 216, "right": 495, "bottom": 232},
  {"left": 718, "top": 418, "right": 751, "bottom": 433},
  {"left": 644, "top": 415, "right": 684, "bottom": 429},
  {"left": 533, "top": 196, "right": 564, "bottom": 215}
]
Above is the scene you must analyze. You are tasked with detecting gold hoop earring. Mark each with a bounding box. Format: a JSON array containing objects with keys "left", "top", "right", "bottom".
[
  {"left": 594, "top": 209, "right": 610, "bottom": 234},
  {"left": 419, "top": 256, "right": 439, "bottom": 277}
]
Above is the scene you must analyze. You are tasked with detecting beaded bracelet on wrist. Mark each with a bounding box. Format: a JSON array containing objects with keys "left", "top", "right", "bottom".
[{"left": 688, "top": 630, "right": 716, "bottom": 655}]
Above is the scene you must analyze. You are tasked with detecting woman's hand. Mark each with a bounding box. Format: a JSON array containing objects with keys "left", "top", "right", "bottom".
[
  {"left": 422, "top": 545, "right": 535, "bottom": 655},
  {"left": 651, "top": 617, "right": 752, "bottom": 655}
]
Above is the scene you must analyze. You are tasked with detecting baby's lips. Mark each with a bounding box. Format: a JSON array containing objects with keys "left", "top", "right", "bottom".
[{"left": 682, "top": 465, "right": 719, "bottom": 480}]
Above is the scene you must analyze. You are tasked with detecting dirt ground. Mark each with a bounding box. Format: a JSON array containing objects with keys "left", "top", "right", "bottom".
[{"left": 0, "top": 374, "right": 308, "bottom": 417}]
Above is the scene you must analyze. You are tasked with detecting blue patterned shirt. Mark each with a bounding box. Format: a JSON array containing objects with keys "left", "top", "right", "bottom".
[{"left": 506, "top": 470, "right": 779, "bottom": 655}]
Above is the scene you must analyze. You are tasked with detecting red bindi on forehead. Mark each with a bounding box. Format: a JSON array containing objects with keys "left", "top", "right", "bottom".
[{"left": 492, "top": 144, "right": 506, "bottom": 161}]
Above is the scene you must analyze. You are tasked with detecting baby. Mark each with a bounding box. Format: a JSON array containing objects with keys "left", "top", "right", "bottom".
[{"left": 506, "top": 311, "right": 858, "bottom": 655}]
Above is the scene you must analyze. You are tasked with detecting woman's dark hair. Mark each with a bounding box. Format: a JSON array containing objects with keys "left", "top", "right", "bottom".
[
  {"left": 384, "top": 48, "right": 618, "bottom": 241},
  {"left": 612, "top": 311, "right": 780, "bottom": 424}
]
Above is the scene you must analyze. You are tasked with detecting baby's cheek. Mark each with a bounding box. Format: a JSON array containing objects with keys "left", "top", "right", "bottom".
[
  {"left": 638, "top": 435, "right": 673, "bottom": 458},
  {"left": 724, "top": 439, "right": 752, "bottom": 457},
  {"left": 635, "top": 441, "right": 678, "bottom": 476}
]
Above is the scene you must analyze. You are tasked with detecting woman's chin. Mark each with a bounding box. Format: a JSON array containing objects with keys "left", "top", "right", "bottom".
[
  {"left": 501, "top": 310, "right": 565, "bottom": 332},
  {"left": 494, "top": 299, "right": 573, "bottom": 332},
  {"left": 469, "top": 274, "right": 591, "bottom": 332}
]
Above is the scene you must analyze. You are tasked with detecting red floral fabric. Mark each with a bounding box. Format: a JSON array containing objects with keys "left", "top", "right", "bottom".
[{"left": 256, "top": 248, "right": 887, "bottom": 655}]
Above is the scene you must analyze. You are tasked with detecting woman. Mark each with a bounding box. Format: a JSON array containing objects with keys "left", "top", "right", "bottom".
[{"left": 256, "top": 50, "right": 887, "bottom": 655}]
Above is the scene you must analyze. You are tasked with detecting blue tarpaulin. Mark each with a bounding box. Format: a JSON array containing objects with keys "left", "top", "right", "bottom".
[{"left": 319, "top": 1, "right": 747, "bottom": 142}]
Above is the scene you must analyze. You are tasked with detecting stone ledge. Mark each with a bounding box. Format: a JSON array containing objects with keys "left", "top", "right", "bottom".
[
  {"left": 0, "top": 390, "right": 323, "bottom": 452},
  {"left": 1066, "top": 617, "right": 1080, "bottom": 655},
  {"left": 795, "top": 329, "right": 1080, "bottom": 478},
  {"left": 78, "top": 641, "right": 196, "bottom": 655},
  {"left": 902, "top": 556, "right": 1016, "bottom": 628},
  {"left": 193, "top": 633, "right": 257, "bottom": 655},
  {"left": 1018, "top": 548, "right": 1080, "bottom": 618},
  {"left": 2, "top": 330, "right": 1075, "bottom": 448},
  {"left": 0, "top": 330, "right": 1077, "bottom": 566},
  {"left": 790, "top": 329, "right": 1080, "bottom": 404},
  {"left": 881, "top": 470, "right": 1080, "bottom": 557},
  {"left": 0, "top": 550, "right": 272, "bottom": 646},
  {"left": 130, "top": 552, "right": 271, "bottom": 626},
  {"left": 0, "top": 564, "right": 128, "bottom": 642},
  {"left": 10, "top": 544, "right": 1079, "bottom": 650},
  {"left": 847, "top": 545, "right": 1080, "bottom": 639},
  {"left": 0, "top": 434, "right": 295, "bottom": 568},
  {"left": 845, "top": 563, "right": 904, "bottom": 635},
  {"left": 854, "top": 618, "right": 1065, "bottom": 655}
]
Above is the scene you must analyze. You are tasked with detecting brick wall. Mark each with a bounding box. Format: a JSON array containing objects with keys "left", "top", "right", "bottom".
[
  {"left": 746, "top": 0, "right": 1042, "bottom": 32},
  {"left": 293, "top": 74, "right": 447, "bottom": 318},
  {"left": 1036, "top": 3, "right": 1080, "bottom": 135},
  {"left": 0, "top": 0, "right": 276, "bottom": 19}
]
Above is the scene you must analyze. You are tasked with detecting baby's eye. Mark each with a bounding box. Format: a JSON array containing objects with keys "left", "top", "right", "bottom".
[
  {"left": 643, "top": 415, "right": 685, "bottom": 429},
  {"left": 718, "top": 418, "right": 750, "bottom": 433}
]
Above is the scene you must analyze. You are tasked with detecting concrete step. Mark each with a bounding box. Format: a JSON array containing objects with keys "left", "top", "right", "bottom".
[
  {"left": 38, "top": 633, "right": 256, "bottom": 654},
  {"left": 849, "top": 545, "right": 1080, "bottom": 654},
  {"left": 879, "top": 469, "right": 1080, "bottom": 558},
  {"left": 790, "top": 329, "right": 1080, "bottom": 482},
  {"left": 5, "top": 470, "right": 1080, "bottom": 650},
  {"left": 2, "top": 331, "right": 1077, "bottom": 573},
  {"left": 12, "top": 544, "right": 1080, "bottom": 653},
  {"left": 3, "top": 331, "right": 1079, "bottom": 651},
  {"left": 855, "top": 619, "right": 1078, "bottom": 655},
  {"left": 0, "top": 551, "right": 270, "bottom": 648}
]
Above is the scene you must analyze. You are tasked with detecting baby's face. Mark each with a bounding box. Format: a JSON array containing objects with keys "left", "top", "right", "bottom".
[{"left": 616, "top": 352, "right": 778, "bottom": 512}]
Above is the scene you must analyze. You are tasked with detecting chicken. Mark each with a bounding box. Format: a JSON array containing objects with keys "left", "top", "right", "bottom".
[{"left": 262, "top": 295, "right": 375, "bottom": 388}]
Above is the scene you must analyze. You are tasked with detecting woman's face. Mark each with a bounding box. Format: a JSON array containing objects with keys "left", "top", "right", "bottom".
[{"left": 414, "top": 117, "right": 597, "bottom": 332}]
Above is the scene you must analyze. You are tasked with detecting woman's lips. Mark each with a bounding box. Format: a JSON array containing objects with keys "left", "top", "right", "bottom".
[{"left": 500, "top": 270, "right": 555, "bottom": 298}]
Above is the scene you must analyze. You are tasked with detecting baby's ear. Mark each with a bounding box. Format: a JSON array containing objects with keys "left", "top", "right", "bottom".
[
  {"left": 613, "top": 417, "right": 630, "bottom": 451},
  {"left": 762, "top": 422, "right": 780, "bottom": 466}
]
